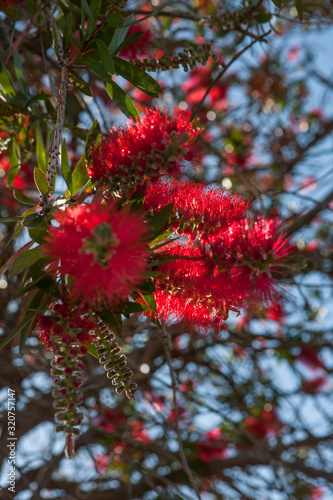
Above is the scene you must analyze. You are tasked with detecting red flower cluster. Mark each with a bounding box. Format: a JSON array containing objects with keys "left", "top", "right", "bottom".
[
  {"left": 145, "top": 178, "right": 250, "bottom": 237},
  {"left": 89, "top": 109, "right": 199, "bottom": 190},
  {"left": 0, "top": 153, "right": 35, "bottom": 210},
  {"left": 152, "top": 216, "right": 293, "bottom": 332},
  {"left": 295, "top": 347, "right": 324, "bottom": 371},
  {"left": 302, "top": 375, "right": 328, "bottom": 394},
  {"left": 42, "top": 201, "right": 148, "bottom": 310},
  {"left": 37, "top": 307, "right": 94, "bottom": 350},
  {"left": 196, "top": 427, "right": 228, "bottom": 463},
  {"left": 245, "top": 409, "right": 281, "bottom": 440}
]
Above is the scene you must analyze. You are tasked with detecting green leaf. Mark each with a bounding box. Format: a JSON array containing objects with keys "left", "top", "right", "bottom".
[
  {"left": 105, "top": 12, "right": 125, "bottom": 28},
  {"left": 25, "top": 93, "right": 52, "bottom": 109},
  {"left": 149, "top": 203, "right": 174, "bottom": 239},
  {"left": 108, "top": 13, "right": 130, "bottom": 54},
  {"left": 95, "top": 39, "right": 115, "bottom": 75},
  {"left": 35, "top": 126, "right": 48, "bottom": 173},
  {"left": 23, "top": 213, "right": 48, "bottom": 229},
  {"left": 29, "top": 228, "right": 48, "bottom": 244},
  {"left": 9, "top": 247, "right": 43, "bottom": 277},
  {"left": 105, "top": 80, "right": 139, "bottom": 119},
  {"left": 61, "top": 139, "right": 72, "bottom": 193},
  {"left": 85, "top": 119, "right": 102, "bottom": 157},
  {"left": 140, "top": 280, "right": 157, "bottom": 313},
  {"left": 34, "top": 167, "right": 49, "bottom": 196},
  {"left": 295, "top": 0, "right": 303, "bottom": 21},
  {"left": 150, "top": 230, "right": 175, "bottom": 248},
  {"left": 255, "top": 12, "right": 271, "bottom": 23},
  {"left": 0, "top": 216, "right": 24, "bottom": 223},
  {"left": 81, "top": 0, "right": 95, "bottom": 20},
  {"left": 0, "top": 315, "right": 33, "bottom": 350},
  {"left": 21, "top": 205, "right": 39, "bottom": 219},
  {"left": 86, "top": 343, "right": 99, "bottom": 358},
  {"left": 81, "top": 4, "right": 86, "bottom": 36},
  {"left": 0, "top": 62, "right": 15, "bottom": 93},
  {"left": 13, "top": 273, "right": 58, "bottom": 299},
  {"left": 71, "top": 155, "right": 90, "bottom": 195},
  {"left": 113, "top": 31, "right": 144, "bottom": 56},
  {"left": 70, "top": 69, "right": 93, "bottom": 96},
  {"left": 13, "top": 190, "right": 36, "bottom": 206},
  {"left": 13, "top": 51, "right": 28, "bottom": 94},
  {"left": 7, "top": 137, "right": 20, "bottom": 186},
  {"left": 113, "top": 56, "right": 162, "bottom": 96},
  {"left": 121, "top": 302, "right": 149, "bottom": 315},
  {"left": 100, "top": 312, "right": 123, "bottom": 337},
  {"left": 272, "top": 0, "right": 282, "bottom": 7},
  {"left": 0, "top": 288, "right": 47, "bottom": 351},
  {"left": 17, "top": 289, "right": 46, "bottom": 352},
  {"left": 81, "top": 55, "right": 110, "bottom": 81},
  {"left": 90, "top": 0, "right": 101, "bottom": 19}
]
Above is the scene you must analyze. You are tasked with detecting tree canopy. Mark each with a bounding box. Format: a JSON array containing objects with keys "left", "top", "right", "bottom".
[{"left": 0, "top": 1, "right": 333, "bottom": 499}]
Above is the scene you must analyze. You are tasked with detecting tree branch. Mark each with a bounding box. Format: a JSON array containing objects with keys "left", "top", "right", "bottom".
[{"left": 42, "top": 3, "right": 69, "bottom": 214}]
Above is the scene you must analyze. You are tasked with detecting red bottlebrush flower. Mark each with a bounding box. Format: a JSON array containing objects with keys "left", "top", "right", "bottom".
[
  {"left": 42, "top": 201, "right": 148, "bottom": 309},
  {"left": 245, "top": 410, "right": 281, "bottom": 440},
  {"left": 0, "top": 154, "right": 34, "bottom": 190},
  {"left": 196, "top": 427, "right": 228, "bottom": 463},
  {"left": 93, "top": 406, "right": 126, "bottom": 433},
  {"left": 208, "top": 216, "right": 294, "bottom": 304},
  {"left": 94, "top": 454, "right": 110, "bottom": 474},
  {"left": 36, "top": 315, "right": 55, "bottom": 348},
  {"left": 167, "top": 406, "right": 187, "bottom": 423},
  {"left": 150, "top": 216, "right": 293, "bottom": 332},
  {"left": 182, "top": 64, "right": 229, "bottom": 111},
  {"left": 295, "top": 347, "right": 325, "bottom": 371},
  {"left": 310, "top": 486, "right": 325, "bottom": 500},
  {"left": 265, "top": 304, "right": 286, "bottom": 322},
  {"left": 153, "top": 286, "right": 229, "bottom": 333},
  {"left": 144, "top": 178, "right": 250, "bottom": 236},
  {"left": 131, "top": 421, "right": 150, "bottom": 444},
  {"left": 0, "top": 0, "right": 26, "bottom": 9},
  {"left": 89, "top": 108, "right": 199, "bottom": 190}
]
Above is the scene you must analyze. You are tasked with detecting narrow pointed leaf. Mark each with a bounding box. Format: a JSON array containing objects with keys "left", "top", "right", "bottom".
[
  {"left": 13, "top": 190, "right": 36, "bottom": 205},
  {"left": 9, "top": 247, "right": 43, "bottom": 277},
  {"left": 81, "top": 0, "right": 95, "bottom": 20},
  {"left": 34, "top": 167, "right": 49, "bottom": 196},
  {"left": 61, "top": 139, "right": 72, "bottom": 193},
  {"left": 105, "top": 81, "right": 139, "bottom": 119},
  {"left": 113, "top": 56, "right": 162, "bottom": 96},
  {"left": 113, "top": 31, "right": 144, "bottom": 56},
  {"left": 95, "top": 39, "right": 115, "bottom": 75},
  {"left": 149, "top": 203, "right": 174, "bottom": 239}
]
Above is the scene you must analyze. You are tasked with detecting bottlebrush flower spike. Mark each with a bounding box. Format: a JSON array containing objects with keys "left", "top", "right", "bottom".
[
  {"left": 208, "top": 216, "right": 294, "bottom": 303},
  {"left": 36, "top": 304, "right": 95, "bottom": 456},
  {"left": 42, "top": 201, "right": 148, "bottom": 310},
  {"left": 89, "top": 108, "right": 199, "bottom": 191},
  {"left": 150, "top": 216, "right": 294, "bottom": 332},
  {"left": 145, "top": 178, "right": 250, "bottom": 236}
]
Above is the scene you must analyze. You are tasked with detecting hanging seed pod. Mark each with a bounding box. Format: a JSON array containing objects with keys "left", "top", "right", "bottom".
[{"left": 94, "top": 317, "right": 137, "bottom": 400}]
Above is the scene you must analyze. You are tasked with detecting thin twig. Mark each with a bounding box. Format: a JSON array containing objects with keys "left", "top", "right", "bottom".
[
  {"left": 160, "top": 326, "right": 202, "bottom": 500},
  {"left": 286, "top": 188, "right": 333, "bottom": 236},
  {"left": 42, "top": 3, "right": 69, "bottom": 214},
  {"left": 190, "top": 31, "right": 271, "bottom": 121}
]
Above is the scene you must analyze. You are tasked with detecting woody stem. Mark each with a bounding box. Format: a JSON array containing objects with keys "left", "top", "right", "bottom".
[{"left": 42, "top": 2, "right": 69, "bottom": 214}]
